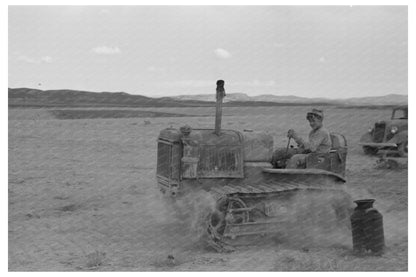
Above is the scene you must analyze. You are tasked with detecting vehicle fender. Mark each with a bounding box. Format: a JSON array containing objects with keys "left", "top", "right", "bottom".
[
  {"left": 359, "top": 132, "right": 373, "bottom": 143},
  {"left": 387, "top": 130, "right": 408, "bottom": 145}
]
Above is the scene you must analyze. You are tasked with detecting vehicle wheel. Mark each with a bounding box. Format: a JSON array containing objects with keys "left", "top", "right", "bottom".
[
  {"left": 398, "top": 141, "right": 408, "bottom": 157},
  {"left": 208, "top": 197, "right": 249, "bottom": 237},
  {"left": 206, "top": 196, "right": 249, "bottom": 252},
  {"left": 363, "top": 146, "right": 378, "bottom": 155}
]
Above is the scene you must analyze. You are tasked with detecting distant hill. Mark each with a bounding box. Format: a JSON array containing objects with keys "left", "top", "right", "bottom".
[
  {"left": 173, "top": 93, "right": 331, "bottom": 103},
  {"left": 172, "top": 92, "right": 408, "bottom": 106},
  {"left": 8, "top": 88, "right": 214, "bottom": 108},
  {"left": 8, "top": 88, "right": 408, "bottom": 108},
  {"left": 339, "top": 94, "right": 408, "bottom": 105},
  {"left": 173, "top": 93, "right": 253, "bottom": 102}
]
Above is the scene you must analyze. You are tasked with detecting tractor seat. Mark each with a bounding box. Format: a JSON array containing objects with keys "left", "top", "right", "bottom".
[
  {"left": 305, "top": 133, "right": 347, "bottom": 175},
  {"left": 330, "top": 133, "right": 347, "bottom": 152}
]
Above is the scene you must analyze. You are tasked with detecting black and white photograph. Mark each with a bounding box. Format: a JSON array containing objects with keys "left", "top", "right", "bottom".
[{"left": 7, "top": 3, "right": 409, "bottom": 271}]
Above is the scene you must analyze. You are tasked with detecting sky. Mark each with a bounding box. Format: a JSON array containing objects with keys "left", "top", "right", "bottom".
[{"left": 8, "top": 5, "right": 408, "bottom": 98}]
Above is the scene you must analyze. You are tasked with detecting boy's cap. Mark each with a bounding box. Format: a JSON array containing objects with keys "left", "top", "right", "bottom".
[{"left": 306, "top": 109, "right": 324, "bottom": 120}]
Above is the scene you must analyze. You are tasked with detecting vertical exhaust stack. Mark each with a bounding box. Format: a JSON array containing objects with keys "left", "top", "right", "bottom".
[{"left": 215, "top": 80, "right": 226, "bottom": 135}]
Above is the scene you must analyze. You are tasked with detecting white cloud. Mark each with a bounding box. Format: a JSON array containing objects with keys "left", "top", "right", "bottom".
[
  {"left": 214, "top": 48, "right": 231, "bottom": 59},
  {"left": 319, "top": 56, "right": 326, "bottom": 63},
  {"left": 41, "top": 56, "right": 53, "bottom": 63},
  {"left": 91, "top": 46, "right": 121, "bottom": 55},
  {"left": 17, "top": 55, "right": 53, "bottom": 64}
]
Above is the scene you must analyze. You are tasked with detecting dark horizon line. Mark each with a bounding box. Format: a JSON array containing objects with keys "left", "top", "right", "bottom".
[{"left": 8, "top": 87, "right": 408, "bottom": 100}]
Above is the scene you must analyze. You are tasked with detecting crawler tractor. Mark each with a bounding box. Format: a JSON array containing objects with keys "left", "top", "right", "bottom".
[{"left": 156, "top": 81, "right": 352, "bottom": 252}]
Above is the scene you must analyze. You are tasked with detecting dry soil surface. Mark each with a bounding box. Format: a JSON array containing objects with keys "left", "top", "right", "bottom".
[{"left": 8, "top": 107, "right": 407, "bottom": 271}]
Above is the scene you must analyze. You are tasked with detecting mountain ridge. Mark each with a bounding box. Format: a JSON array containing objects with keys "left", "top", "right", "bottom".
[
  {"left": 171, "top": 92, "right": 407, "bottom": 105},
  {"left": 8, "top": 88, "right": 408, "bottom": 107}
]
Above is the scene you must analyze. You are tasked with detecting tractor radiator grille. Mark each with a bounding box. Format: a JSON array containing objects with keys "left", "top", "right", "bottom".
[
  {"left": 157, "top": 142, "right": 171, "bottom": 178},
  {"left": 197, "top": 145, "right": 243, "bottom": 177},
  {"left": 372, "top": 123, "right": 386, "bottom": 143}
]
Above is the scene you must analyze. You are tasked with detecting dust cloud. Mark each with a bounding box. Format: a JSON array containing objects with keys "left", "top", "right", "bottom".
[
  {"left": 140, "top": 187, "right": 218, "bottom": 252},
  {"left": 141, "top": 180, "right": 406, "bottom": 255},
  {"left": 276, "top": 189, "right": 354, "bottom": 249}
]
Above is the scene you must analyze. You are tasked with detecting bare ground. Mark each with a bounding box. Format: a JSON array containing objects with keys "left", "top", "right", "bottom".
[{"left": 8, "top": 107, "right": 407, "bottom": 271}]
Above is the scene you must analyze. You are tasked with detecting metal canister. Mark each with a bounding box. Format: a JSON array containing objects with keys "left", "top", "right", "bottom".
[{"left": 350, "top": 199, "right": 385, "bottom": 255}]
